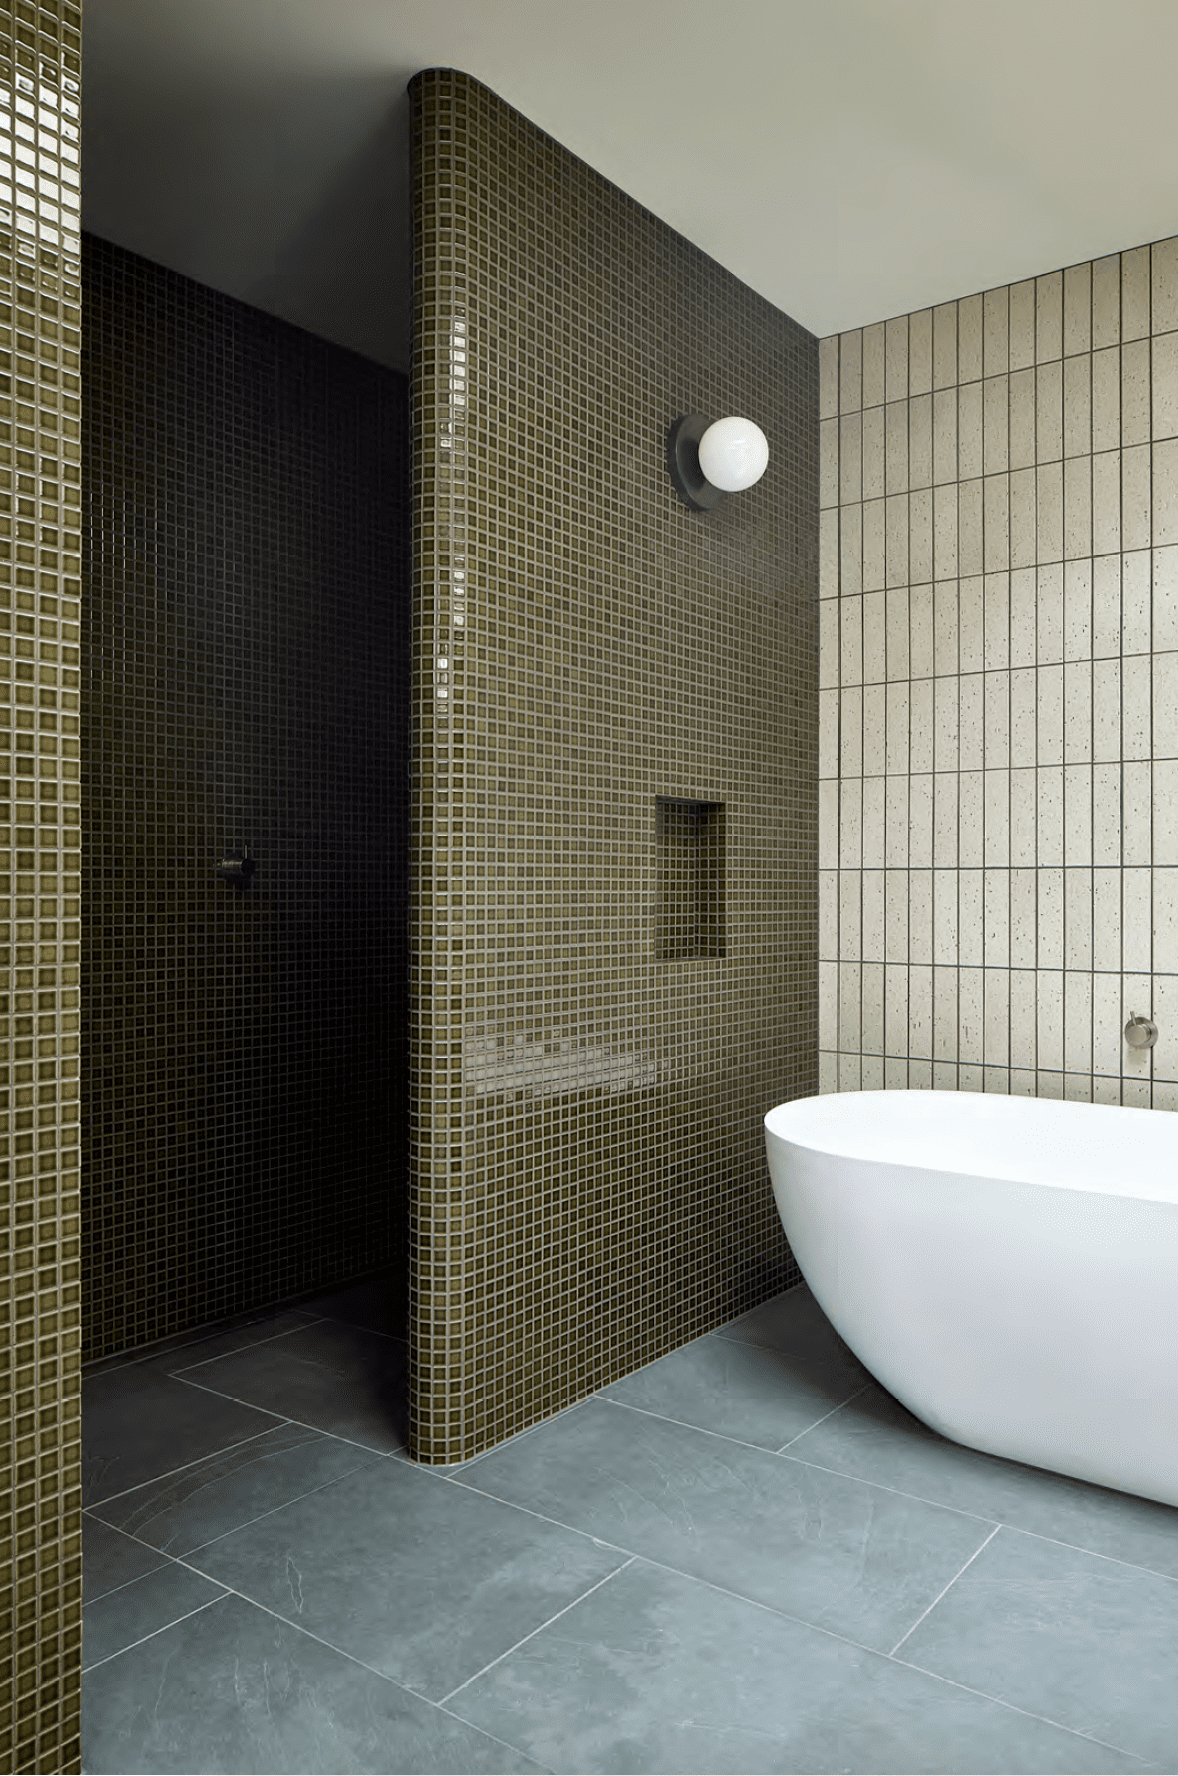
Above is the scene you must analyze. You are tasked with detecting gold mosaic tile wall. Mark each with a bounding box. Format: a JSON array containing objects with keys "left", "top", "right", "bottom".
[
  {"left": 82, "top": 236, "right": 411, "bottom": 1361},
  {"left": 0, "top": 3, "right": 83, "bottom": 1770},
  {"left": 820, "top": 237, "right": 1178, "bottom": 1108},
  {"left": 410, "top": 70, "right": 817, "bottom": 1464}
]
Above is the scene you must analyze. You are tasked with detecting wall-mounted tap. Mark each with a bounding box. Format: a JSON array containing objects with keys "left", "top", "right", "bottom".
[
  {"left": 1123, "top": 1011, "right": 1158, "bottom": 1050},
  {"left": 217, "top": 844, "right": 256, "bottom": 888}
]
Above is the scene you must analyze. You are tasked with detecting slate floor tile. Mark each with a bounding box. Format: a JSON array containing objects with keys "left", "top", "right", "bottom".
[
  {"left": 82, "top": 1590, "right": 546, "bottom": 1775},
  {"left": 308, "top": 1270, "right": 408, "bottom": 1338},
  {"left": 186, "top": 1453, "right": 628, "bottom": 1702},
  {"left": 88, "top": 1419, "right": 382, "bottom": 1555},
  {"left": 600, "top": 1327, "right": 867, "bottom": 1450},
  {"left": 175, "top": 1319, "right": 409, "bottom": 1454},
  {"left": 448, "top": 1556, "right": 1143, "bottom": 1775},
  {"left": 714, "top": 1281, "right": 866, "bottom": 1377},
  {"left": 899, "top": 1524, "right": 1178, "bottom": 1766},
  {"left": 82, "top": 1515, "right": 169, "bottom": 1604},
  {"left": 461, "top": 1395, "right": 996, "bottom": 1653},
  {"left": 83, "top": 1308, "right": 321, "bottom": 1381},
  {"left": 791, "top": 1379, "right": 1178, "bottom": 1580},
  {"left": 83, "top": 1560, "right": 226, "bottom": 1672},
  {"left": 84, "top": 1366, "right": 284, "bottom": 1506}
]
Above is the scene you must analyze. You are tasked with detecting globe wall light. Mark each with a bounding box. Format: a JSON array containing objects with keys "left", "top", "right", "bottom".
[{"left": 667, "top": 412, "right": 770, "bottom": 511}]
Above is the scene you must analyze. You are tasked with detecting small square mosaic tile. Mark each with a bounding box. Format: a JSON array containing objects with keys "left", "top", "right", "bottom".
[
  {"left": 81, "top": 233, "right": 412, "bottom": 1369},
  {"left": 409, "top": 70, "right": 818, "bottom": 1464}
]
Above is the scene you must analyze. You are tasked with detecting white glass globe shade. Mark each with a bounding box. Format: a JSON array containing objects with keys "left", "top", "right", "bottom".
[{"left": 697, "top": 416, "right": 769, "bottom": 493}]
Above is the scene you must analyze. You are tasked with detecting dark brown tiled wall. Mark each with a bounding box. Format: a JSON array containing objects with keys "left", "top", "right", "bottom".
[
  {"left": 409, "top": 71, "right": 818, "bottom": 1464},
  {"left": 82, "top": 235, "right": 411, "bottom": 1362},
  {"left": 0, "top": 4, "right": 84, "bottom": 1770}
]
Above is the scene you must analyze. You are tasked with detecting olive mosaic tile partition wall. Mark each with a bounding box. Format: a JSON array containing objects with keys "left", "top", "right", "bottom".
[
  {"left": 409, "top": 70, "right": 817, "bottom": 1464},
  {"left": 0, "top": 4, "right": 83, "bottom": 1771},
  {"left": 819, "top": 236, "right": 1178, "bottom": 1109},
  {"left": 82, "top": 235, "right": 411, "bottom": 1362}
]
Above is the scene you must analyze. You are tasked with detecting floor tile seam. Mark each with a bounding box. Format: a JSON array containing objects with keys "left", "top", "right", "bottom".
[
  {"left": 146, "top": 1445, "right": 393, "bottom": 1562},
  {"left": 887, "top": 1522, "right": 1002, "bottom": 1656},
  {"left": 769, "top": 1445, "right": 1007, "bottom": 1527},
  {"left": 436, "top": 1555, "right": 638, "bottom": 1706},
  {"left": 996, "top": 1517, "right": 1178, "bottom": 1586},
  {"left": 771, "top": 1450, "right": 1178, "bottom": 1581},
  {"left": 150, "top": 1554, "right": 553, "bottom": 1768},
  {"left": 89, "top": 1426, "right": 370, "bottom": 1539},
  {"left": 775, "top": 1381, "right": 875, "bottom": 1450},
  {"left": 593, "top": 1548, "right": 978, "bottom": 1664},
  {"left": 596, "top": 1394, "right": 1010, "bottom": 1530},
  {"left": 708, "top": 1327, "right": 798, "bottom": 1351},
  {"left": 167, "top": 1375, "right": 392, "bottom": 1455},
  {"left": 888, "top": 1650, "right": 1158, "bottom": 1766},
  {"left": 411, "top": 1480, "right": 984, "bottom": 1683},
  {"left": 596, "top": 1391, "right": 802, "bottom": 1456},
  {"left": 599, "top": 1382, "right": 875, "bottom": 1455},
  {"left": 78, "top": 1515, "right": 177, "bottom": 1606},
  {"left": 437, "top": 1467, "right": 639, "bottom": 1561},
  {"left": 80, "top": 1590, "right": 228, "bottom": 1676},
  {"left": 156, "top": 1559, "right": 428, "bottom": 1690},
  {"left": 83, "top": 1313, "right": 329, "bottom": 1380},
  {"left": 442, "top": 1397, "right": 597, "bottom": 1475},
  {"left": 84, "top": 1420, "right": 295, "bottom": 1511},
  {"left": 310, "top": 1320, "right": 411, "bottom": 1351},
  {"left": 166, "top": 1317, "right": 352, "bottom": 1376},
  {"left": 428, "top": 1700, "right": 557, "bottom": 1776},
  {"left": 562, "top": 1551, "right": 1156, "bottom": 1766}
]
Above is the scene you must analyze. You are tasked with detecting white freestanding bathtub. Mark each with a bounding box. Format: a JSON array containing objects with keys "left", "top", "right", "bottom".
[{"left": 764, "top": 1090, "right": 1178, "bottom": 1509}]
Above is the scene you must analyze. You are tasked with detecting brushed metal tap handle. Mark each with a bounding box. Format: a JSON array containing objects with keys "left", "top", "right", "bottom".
[
  {"left": 1123, "top": 1011, "right": 1158, "bottom": 1049},
  {"left": 217, "top": 844, "right": 256, "bottom": 887}
]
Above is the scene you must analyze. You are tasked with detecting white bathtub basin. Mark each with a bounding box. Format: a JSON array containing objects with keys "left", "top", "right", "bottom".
[{"left": 764, "top": 1089, "right": 1178, "bottom": 1508}]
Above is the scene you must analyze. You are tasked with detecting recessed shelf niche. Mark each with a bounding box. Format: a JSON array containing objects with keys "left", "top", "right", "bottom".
[{"left": 655, "top": 796, "right": 726, "bottom": 960}]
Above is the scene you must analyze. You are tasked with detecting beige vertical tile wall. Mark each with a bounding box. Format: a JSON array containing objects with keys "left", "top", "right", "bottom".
[
  {"left": 820, "top": 236, "right": 1178, "bottom": 1111},
  {"left": 0, "top": 2, "right": 83, "bottom": 1770}
]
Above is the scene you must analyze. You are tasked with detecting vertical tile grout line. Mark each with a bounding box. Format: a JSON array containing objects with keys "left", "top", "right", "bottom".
[{"left": 1147, "top": 245, "right": 1156, "bottom": 1111}]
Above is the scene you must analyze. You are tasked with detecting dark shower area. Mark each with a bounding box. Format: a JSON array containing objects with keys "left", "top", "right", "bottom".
[{"left": 81, "top": 233, "right": 412, "bottom": 1364}]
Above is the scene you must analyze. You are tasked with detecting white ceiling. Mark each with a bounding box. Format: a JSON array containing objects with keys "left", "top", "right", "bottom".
[{"left": 82, "top": 0, "right": 1178, "bottom": 374}]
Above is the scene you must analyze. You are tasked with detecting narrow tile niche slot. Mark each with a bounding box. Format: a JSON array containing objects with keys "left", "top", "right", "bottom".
[{"left": 655, "top": 797, "right": 726, "bottom": 960}]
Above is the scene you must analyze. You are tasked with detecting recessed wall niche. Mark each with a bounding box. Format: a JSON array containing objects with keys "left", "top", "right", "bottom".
[{"left": 656, "top": 797, "right": 726, "bottom": 960}]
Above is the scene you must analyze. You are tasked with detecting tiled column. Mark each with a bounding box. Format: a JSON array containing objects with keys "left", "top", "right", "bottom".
[{"left": 0, "top": 2, "right": 83, "bottom": 1769}]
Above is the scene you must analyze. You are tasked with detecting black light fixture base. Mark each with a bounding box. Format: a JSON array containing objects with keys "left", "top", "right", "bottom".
[{"left": 667, "top": 413, "right": 723, "bottom": 511}]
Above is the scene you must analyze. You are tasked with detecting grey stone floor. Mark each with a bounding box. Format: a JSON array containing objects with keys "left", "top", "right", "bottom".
[{"left": 81, "top": 1276, "right": 1178, "bottom": 1774}]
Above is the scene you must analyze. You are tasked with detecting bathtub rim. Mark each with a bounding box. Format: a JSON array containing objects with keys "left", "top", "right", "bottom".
[{"left": 764, "top": 1088, "right": 1178, "bottom": 1206}]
